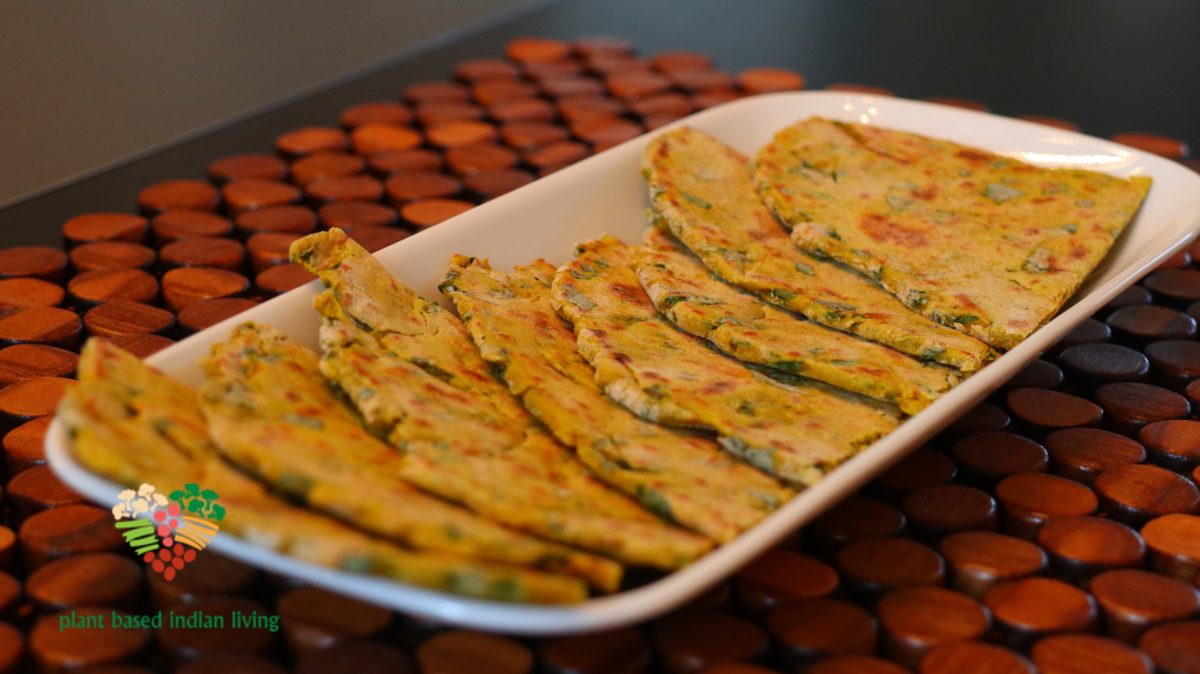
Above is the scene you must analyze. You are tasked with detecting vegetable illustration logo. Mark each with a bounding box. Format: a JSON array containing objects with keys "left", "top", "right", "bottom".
[{"left": 112, "top": 483, "right": 224, "bottom": 581}]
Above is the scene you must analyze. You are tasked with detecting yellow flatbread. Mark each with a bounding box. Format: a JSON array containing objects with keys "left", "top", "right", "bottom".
[
  {"left": 636, "top": 226, "right": 959, "bottom": 414},
  {"left": 59, "top": 338, "right": 588, "bottom": 604},
  {"left": 440, "top": 256, "right": 792, "bottom": 543},
  {"left": 643, "top": 126, "right": 992, "bottom": 372},
  {"left": 552, "top": 235, "right": 900, "bottom": 487},
  {"left": 754, "top": 117, "right": 1151, "bottom": 349}
]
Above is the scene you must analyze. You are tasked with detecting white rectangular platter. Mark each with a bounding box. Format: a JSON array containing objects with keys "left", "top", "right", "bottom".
[{"left": 46, "top": 91, "right": 1200, "bottom": 635}]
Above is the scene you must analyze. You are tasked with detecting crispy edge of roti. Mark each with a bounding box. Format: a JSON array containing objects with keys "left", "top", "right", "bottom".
[
  {"left": 441, "top": 254, "right": 793, "bottom": 544},
  {"left": 641, "top": 125, "right": 994, "bottom": 372},
  {"left": 58, "top": 338, "right": 588, "bottom": 604}
]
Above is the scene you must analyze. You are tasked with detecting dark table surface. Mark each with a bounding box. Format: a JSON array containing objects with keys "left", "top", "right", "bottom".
[{"left": 2, "top": 0, "right": 1197, "bottom": 247}]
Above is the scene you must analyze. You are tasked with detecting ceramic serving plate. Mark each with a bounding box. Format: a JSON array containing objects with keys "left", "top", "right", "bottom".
[{"left": 46, "top": 92, "right": 1200, "bottom": 634}]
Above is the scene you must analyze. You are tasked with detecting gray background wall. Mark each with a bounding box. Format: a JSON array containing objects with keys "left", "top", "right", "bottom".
[{"left": 0, "top": 0, "right": 532, "bottom": 207}]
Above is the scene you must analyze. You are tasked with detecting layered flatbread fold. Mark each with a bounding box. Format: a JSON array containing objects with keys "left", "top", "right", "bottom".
[
  {"left": 642, "top": 126, "right": 992, "bottom": 371},
  {"left": 291, "top": 229, "right": 710, "bottom": 577},
  {"left": 440, "top": 256, "right": 793, "bottom": 542},
  {"left": 636, "top": 226, "right": 959, "bottom": 414},
  {"left": 552, "top": 235, "right": 900, "bottom": 487},
  {"left": 59, "top": 338, "right": 589, "bottom": 603},
  {"left": 753, "top": 117, "right": 1151, "bottom": 349}
]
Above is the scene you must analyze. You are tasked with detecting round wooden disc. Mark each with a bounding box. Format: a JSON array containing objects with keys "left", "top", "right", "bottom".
[
  {"left": 61, "top": 212, "right": 148, "bottom": 247},
  {"left": 0, "top": 526, "right": 13, "bottom": 571},
  {"left": 67, "top": 268, "right": 157, "bottom": 306},
  {"left": 1139, "top": 419, "right": 1200, "bottom": 473},
  {"left": 1051, "top": 317, "right": 1113, "bottom": 356},
  {"left": 6, "top": 463, "right": 83, "bottom": 521},
  {"left": 159, "top": 236, "right": 246, "bottom": 270},
  {"left": 277, "top": 585, "right": 391, "bottom": 654},
  {"left": 235, "top": 205, "right": 317, "bottom": 237},
  {"left": 876, "top": 586, "right": 990, "bottom": 668},
  {"left": 806, "top": 655, "right": 907, "bottom": 674},
  {"left": 30, "top": 607, "right": 151, "bottom": 671},
  {"left": 1142, "top": 513, "right": 1200, "bottom": 583},
  {"left": 367, "top": 148, "right": 443, "bottom": 175},
  {"left": 318, "top": 201, "right": 399, "bottom": 231},
  {"left": 902, "top": 484, "right": 997, "bottom": 536},
  {"left": 524, "top": 141, "right": 591, "bottom": 172},
  {"left": 671, "top": 69, "right": 736, "bottom": 93},
  {"left": 0, "top": 343, "right": 77, "bottom": 385},
  {"left": 69, "top": 241, "right": 156, "bottom": 272},
  {"left": 1107, "top": 305, "right": 1197, "bottom": 345},
  {"left": 996, "top": 472, "right": 1099, "bottom": 539},
  {"left": 275, "top": 126, "right": 349, "bottom": 157},
  {"left": 1001, "top": 359, "right": 1065, "bottom": 392},
  {"left": 1031, "top": 633, "right": 1153, "bottom": 674},
  {"left": 541, "top": 76, "right": 605, "bottom": 99},
  {"left": 83, "top": 301, "right": 175, "bottom": 338},
  {"left": 0, "top": 278, "right": 63, "bottom": 309},
  {"left": 0, "top": 246, "right": 68, "bottom": 281},
  {"left": 939, "top": 530, "right": 1048, "bottom": 599},
  {"left": 146, "top": 550, "right": 257, "bottom": 610},
  {"left": 1095, "top": 382, "right": 1190, "bottom": 435},
  {"left": 1090, "top": 568, "right": 1200, "bottom": 643},
  {"left": 733, "top": 548, "right": 839, "bottom": 613},
  {"left": 305, "top": 174, "right": 384, "bottom": 204},
  {"left": 766, "top": 598, "right": 877, "bottom": 663},
  {"left": 454, "top": 58, "right": 521, "bottom": 82},
  {"left": 919, "top": 640, "right": 1036, "bottom": 674},
  {"left": 4, "top": 415, "right": 54, "bottom": 473},
  {"left": 425, "top": 121, "right": 497, "bottom": 149},
  {"left": 417, "top": 630, "right": 533, "bottom": 674},
  {"left": 339, "top": 101, "right": 412, "bottom": 129},
  {"left": 289, "top": 151, "right": 366, "bottom": 186},
  {"left": 402, "top": 81, "right": 471, "bottom": 104},
  {"left": 255, "top": 263, "right": 316, "bottom": 296},
  {"left": 471, "top": 80, "right": 539, "bottom": 106},
  {"left": 464, "top": 169, "right": 535, "bottom": 200},
  {"left": 1059, "top": 343, "right": 1151, "bottom": 384},
  {"left": 489, "top": 98, "right": 557, "bottom": 124},
  {"left": 501, "top": 121, "right": 570, "bottom": 149},
  {"left": 177, "top": 297, "right": 259, "bottom": 334},
  {"left": 384, "top": 171, "right": 463, "bottom": 203},
  {"left": 161, "top": 267, "right": 249, "bottom": 312},
  {"left": 1146, "top": 340, "right": 1200, "bottom": 390},
  {"left": 174, "top": 654, "right": 288, "bottom": 674},
  {"left": 950, "top": 432, "right": 1049, "bottom": 481},
  {"left": 570, "top": 117, "right": 644, "bottom": 149},
  {"left": 1094, "top": 463, "right": 1200, "bottom": 525},
  {"left": 809, "top": 496, "right": 906, "bottom": 550},
  {"left": 539, "top": 627, "right": 650, "bottom": 674},
  {"left": 415, "top": 101, "right": 485, "bottom": 126},
  {"left": 209, "top": 154, "right": 288, "bottom": 184},
  {"left": 246, "top": 232, "right": 302, "bottom": 272},
  {"left": 605, "top": 72, "right": 672, "bottom": 100},
  {"left": 652, "top": 611, "right": 766, "bottom": 674},
  {"left": 1111, "top": 132, "right": 1190, "bottom": 159},
  {"left": 1138, "top": 621, "right": 1200, "bottom": 674},
  {"left": 0, "top": 306, "right": 82, "bottom": 349},
  {"left": 558, "top": 98, "right": 627, "bottom": 122},
  {"left": 506, "top": 36, "right": 571, "bottom": 63},
  {"left": 835, "top": 537, "right": 944, "bottom": 597},
  {"left": 401, "top": 199, "right": 474, "bottom": 230},
  {"left": 984, "top": 577, "right": 1097, "bottom": 644},
  {"left": 104, "top": 333, "right": 174, "bottom": 359},
  {"left": 137, "top": 179, "right": 219, "bottom": 214},
  {"left": 0, "top": 375, "right": 75, "bottom": 426},
  {"left": 942, "top": 403, "right": 1011, "bottom": 437},
  {"left": 872, "top": 447, "right": 957, "bottom": 495},
  {"left": 222, "top": 179, "right": 302, "bottom": 214},
  {"left": 25, "top": 552, "right": 143, "bottom": 611},
  {"left": 1103, "top": 286, "right": 1155, "bottom": 317},
  {"left": 151, "top": 210, "right": 234, "bottom": 244},
  {"left": 738, "top": 67, "right": 806, "bottom": 93},
  {"left": 296, "top": 642, "right": 414, "bottom": 674},
  {"left": 630, "top": 92, "right": 693, "bottom": 118},
  {"left": 346, "top": 227, "right": 411, "bottom": 253},
  {"left": 1045, "top": 427, "right": 1147, "bottom": 484},
  {"left": 156, "top": 596, "right": 276, "bottom": 661},
  {"left": 446, "top": 143, "right": 519, "bottom": 175},
  {"left": 1015, "top": 115, "right": 1079, "bottom": 131},
  {"left": 1144, "top": 269, "right": 1200, "bottom": 308},
  {"left": 1037, "top": 515, "right": 1146, "bottom": 579},
  {"left": 18, "top": 504, "right": 123, "bottom": 569},
  {"left": 1007, "top": 388, "right": 1103, "bottom": 430},
  {"left": 0, "top": 574, "right": 17, "bottom": 618}
]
